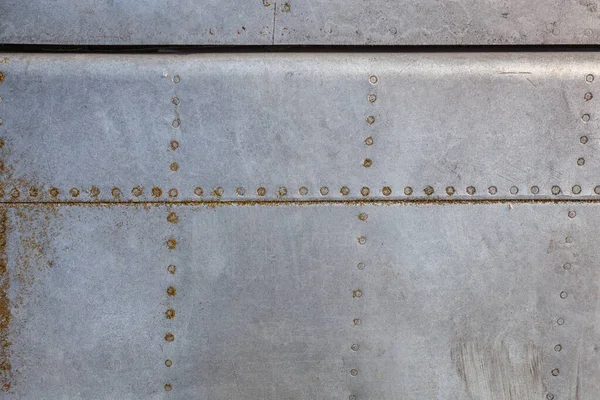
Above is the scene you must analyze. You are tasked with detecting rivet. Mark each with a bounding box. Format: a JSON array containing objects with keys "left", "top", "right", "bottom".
[
  {"left": 49, "top": 187, "right": 60, "bottom": 198},
  {"left": 168, "top": 188, "right": 178, "bottom": 198},
  {"left": 236, "top": 187, "right": 245, "bottom": 196},
  {"left": 152, "top": 187, "right": 163, "bottom": 197},
  {"left": 551, "top": 368, "right": 560, "bottom": 376},
  {"left": 299, "top": 186, "right": 308, "bottom": 196},
  {"left": 364, "top": 136, "right": 374, "bottom": 146},
  {"left": 172, "top": 119, "right": 181, "bottom": 128},
  {"left": 366, "top": 116, "right": 376, "bottom": 125},
  {"left": 351, "top": 344, "right": 359, "bottom": 351},
  {"left": 353, "top": 289, "right": 363, "bottom": 298},
  {"left": 554, "top": 344, "right": 562, "bottom": 352},
  {"left": 369, "top": 75, "right": 378, "bottom": 84},
  {"left": 566, "top": 236, "right": 573, "bottom": 243},
  {"left": 167, "top": 238, "right": 177, "bottom": 249},
  {"left": 584, "top": 92, "right": 593, "bottom": 101},
  {"left": 551, "top": 186, "right": 561, "bottom": 195},
  {"left": 167, "top": 212, "right": 178, "bottom": 223},
  {"left": 580, "top": 136, "right": 589, "bottom": 144},
  {"left": 209, "top": 28, "right": 215, "bottom": 35},
  {"left": 257, "top": 187, "right": 267, "bottom": 196},
  {"left": 357, "top": 262, "right": 365, "bottom": 270},
  {"left": 340, "top": 186, "right": 350, "bottom": 196},
  {"left": 530, "top": 186, "right": 539, "bottom": 194},
  {"left": 165, "top": 359, "right": 173, "bottom": 367},
  {"left": 557, "top": 317, "right": 565, "bottom": 325},
  {"left": 111, "top": 188, "right": 121, "bottom": 198},
  {"left": 350, "top": 369, "right": 358, "bottom": 376},
  {"left": 167, "top": 286, "right": 176, "bottom": 296},
  {"left": 165, "top": 308, "right": 176, "bottom": 319},
  {"left": 368, "top": 94, "right": 377, "bottom": 103},
  {"left": 363, "top": 158, "right": 373, "bottom": 168},
  {"left": 353, "top": 318, "right": 361, "bottom": 325},
  {"left": 9, "top": 187, "right": 19, "bottom": 199},
  {"left": 170, "top": 140, "right": 179, "bottom": 150},
  {"left": 173, "top": 75, "right": 180, "bottom": 84},
  {"left": 560, "top": 291, "right": 568, "bottom": 299},
  {"left": 0, "top": 118, "right": 3, "bottom": 126},
  {"left": 546, "top": 394, "right": 554, "bottom": 400},
  {"left": 278, "top": 187, "right": 288, "bottom": 197},
  {"left": 361, "top": 187, "right": 370, "bottom": 196},
  {"left": 349, "top": 396, "right": 357, "bottom": 400},
  {"left": 510, "top": 186, "right": 518, "bottom": 195},
  {"left": 582, "top": 113, "right": 591, "bottom": 122},
  {"left": 132, "top": 186, "right": 143, "bottom": 197},
  {"left": 382, "top": 186, "right": 392, "bottom": 196},
  {"left": 466, "top": 186, "right": 476, "bottom": 195},
  {"left": 280, "top": 2, "right": 291, "bottom": 12},
  {"left": 164, "top": 383, "right": 173, "bottom": 391},
  {"left": 320, "top": 186, "right": 329, "bottom": 196},
  {"left": 404, "top": 186, "right": 413, "bottom": 195},
  {"left": 69, "top": 188, "right": 80, "bottom": 198},
  {"left": 172, "top": 96, "right": 180, "bottom": 105},
  {"left": 446, "top": 186, "right": 455, "bottom": 196},
  {"left": 167, "top": 264, "right": 177, "bottom": 274},
  {"left": 563, "top": 263, "right": 571, "bottom": 270},
  {"left": 165, "top": 333, "right": 175, "bottom": 342},
  {"left": 552, "top": 28, "right": 560, "bottom": 35},
  {"left": 424, "top": 186, "right": 434, "bottom": 196},
  {"left": 28, "top": 187, "right": 38, "bottom": 197},
  {"left": 488, "top": 186, "right": 497, "bottom": 195},
  {"left": 595, "top": 186, "right": 600, "bottom": 195},
  {"left": 214, "top": 187, "right": 224, "bottom": 197},
  {"left": 357, "top": 236, "right": 366, "bottom": 245},
  {"left": 577, "top": 157, "right": 585, "bottom": 166},
  {"left": 194, "top": 187, "right": 204, "bottom": 197},
  {"left": 358, "top": 213, "right": 368, "bottom": 221},
  {"left": 568, "top": 210, "right": 576, "bottom": 218},
  {"left": 263, "top": 0, "right": 271, "bottom": 6},
  {"left": 572, "top": 185, "right": 582, "bottom": 194},
  {"left": 170, "top": 162, "right": 179, "bottom": 172}
]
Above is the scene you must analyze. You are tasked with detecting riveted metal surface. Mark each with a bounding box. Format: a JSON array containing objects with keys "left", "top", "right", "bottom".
[
  {"left": 1, "top": 1, "right": 600, "bottom": 45},
  {"left": 0, "top": 53, "right": 600, "bottom": 202},
  {"left": 0, "top": 51, "right": 600, "bottom": 399}
]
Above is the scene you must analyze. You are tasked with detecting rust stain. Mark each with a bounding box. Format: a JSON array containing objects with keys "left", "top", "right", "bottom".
[{"left": 0, "top": 209, "right": 11, "bottom": 392}]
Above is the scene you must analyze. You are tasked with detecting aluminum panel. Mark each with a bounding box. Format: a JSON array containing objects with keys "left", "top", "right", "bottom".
[
  {"left": 0, "top": 53, "right": 598, "bottom": 202},
  {"left": 2, "top": 202, "right": 599, "bottom": 399}
]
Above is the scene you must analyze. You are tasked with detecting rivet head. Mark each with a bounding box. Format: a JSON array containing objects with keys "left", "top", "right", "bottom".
[
  {"left": 366, "top": 115, "right": 376, "bottom": 125},
  {"left": 111, "top": 188, "right": 121, "bottom": 198},
  {"left": 213, "top": 187, "right": 224, "bottom": 197},
  {"left": 582, "top": 113, "right": 591, "bottom": 122},
  {"left": 132, "top": 186, "right": 143, "bottom": 197},
  {"left": 172, "top": 119, "right": 181, "bottom": 128},
  {"left": 358, "top": 213, "right": 368, "bottom": 221},
  {"left": 49, "top": 187, "right": 60, "bottom": 198},
  {"left": 9, "top": 188, "right": 19, "bottom": 199},
  {"left": 167, "top": 212, "right": 179, "bottom": 223},
  {"left": 168, "top": 188, "right": 178, "bottom": 198},
  {"left": 165, "top": 308, "right": 176, "bottom": 319},
  {"left": 572, "top": 185, "right": 582, "bottom": 194},
  {"left": 278, "top": 187, "right": 288, "bottom": 197},
  {"left": 488, "top": 186, "right": 497, "bottom": 195},
  {"left": 364, "top": 136, "right": 374, "bottom": 146},
  {"left": 446, "top": 186, "right": 455, "bottom": 196},
  {"left": 170, "top": 162, "right": 179, "bottom": 172},
  {"left": 361, "top": 187, "right": 370, "bottom": 196},
  {"left": 369, "top": 75, "right": 378, "bottom": 84},
  {"left": 566, "top": 236, "right": 573, "bottom": 243},
  {"left": 340, "top": 186, "right": 350, "bottom": 196},
  {"left": 424, "top": 186, "right": 435, "bottom": 196},
  {"left": 164, "top": 383, "right": 173, "bottom": 391},
  {"left": 363, "top": 158, "right": 373, "bottom": 168},
  {"left": 577, "top": 157, "right": 585, "bottom": 166},
  {"left": 560, "top": 291, "right": 568, "bottom": 299},
  {"left": 584, "top": 92, "right": 593, "bottom": 101},
  {"left": 236, "top": 187, "right": 245, "bottom": 196},
  {"left": 595, "top": 185, "right": 600, "bottom": 195},
  {"left": 557, "top": 317, "right": 565, "bottom": 325},
  {"left": 165, "top": 333, "right": 175, "bottom": 342},
  {"left": 28, "top": 187, "right": 38, "bottom": 197},
  {"left": 510, "top": 186, "right": 518, "bottom": 195},
  {"left": 587, "top": 74, "right": 595, "bottom": 83},
  {"left": 90, "top": 186, "right": 100, "bottom": 197},
  {"left": 165, "top": 359, "right": 173, "bottom": 367},
  {"left": 353, "top": 289, "right": 363, "bottom": 298},
  {"left": 404, "top": 186, "right": 413, "bottom": 196},
  {"left": 551, "top": 368, "right": 560, "bottom": 376},
  {"left": 357, "top": 262, "right": 365, "bottom": 270},
  {"left": 546, "top": 394, "right": 554, "bottom": 400},
  {"left": 382, "top": 186, "right": 392, "bottom": 196},
  {"left": 351, "top": 344, "right": 359, "bottom": 351},
  {"left": 581, "top": 136, "right": 589, "bottom": 144},
  {"left": 554, "top": 344, "right": 562, "bottom": 352},
  {"left": 551, "top": 186, "right": 561, "bottom": 195},
  {"left": 172, "top": 96, "right": 180, "bottom": 105},
  {"left": 320, "top": 186, "right": 329, "bottom": 196},
  {"left": 170, "top": 140, "right": 179, "bottom": 151},
  {"left": 152, "top": 187, "right": 163, "bottom": 197},
  {"left": 350, "top": 369, "right": 358, "bottom": 376},
  {"left": 173, "top": 75, "right": 180, "bottom": 84},
  {"left": 466, "top": 186, "right": 476, "bottom": 195},
  {"left": 194, "top": 187, "right": 204, "bottom": 197},
  {"left": 568, "top": 210, "right": 576, "bottom": 218},
  {"left": 530, "top": 186, "right": 539, "bottom": 195},
  {"left": 563, "top": 263, "right": 571, "bottom": 270},
  {"left": 299, "top": 186, "right": 308, "bottom": 196},
  {"left": 167, "top": 286, "right": 176, "bottom": 296},
  {"left": 167, "top": 238, "right": 177, "bottom": 249},
  {"left": 368, "top": 94, "right": 377, "bottom": 103},
  {"left": 257, "top": 187, "right": 267, "bottom": 196},
  {"left": 349, "top": 396, "right": 357, "bottom": 400},
  {"left": 280, "top": 2, "right": 291, "bottom": 12},
  {"left": 353, "top": 318, "right": 361, "bottom": 325},
  {"left": 167, "top": 264, "right": 177, "bottom": 274},
  {"left": 69, "top": 188, "right": 80, "bottom": 198},
  {"left": 357, "top": 236, "right": 366, "bottom": 245}
]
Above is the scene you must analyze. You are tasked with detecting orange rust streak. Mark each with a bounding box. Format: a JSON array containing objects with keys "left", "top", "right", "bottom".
[{"left": 0, "top": 209, "right": 11, "bottom": 392}]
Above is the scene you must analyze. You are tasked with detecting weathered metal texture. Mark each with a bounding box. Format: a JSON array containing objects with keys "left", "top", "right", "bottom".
[
  {"left": 1, "top": 1, "right": 600, "bottom": 45},
  {"left": 0, "top": 53, "right": 598, "bottom": 202},
  {"left": 1, "top": 203, "right": 599, "bottom": 399},
  {"left": 0, "top": 52, "right": 599, "bottom": 399}
]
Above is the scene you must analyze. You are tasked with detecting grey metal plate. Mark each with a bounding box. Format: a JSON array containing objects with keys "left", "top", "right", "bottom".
[
  {"left": 0, "top": 53, "right": 598, "bottom": 202},
  {"left": 1, "top": 1, "right": 599, "bottom": 45},
  {"left": 2, "top": 202, "right": 599, "bottom": 399}
]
